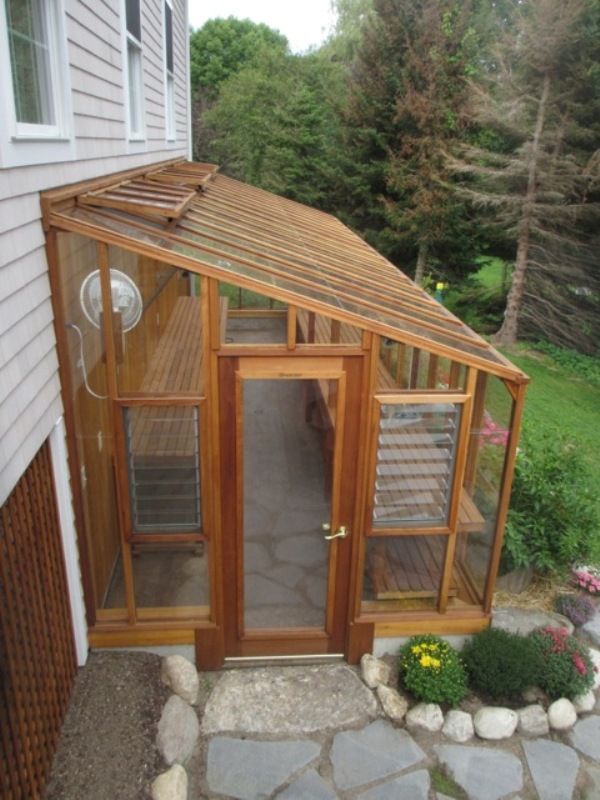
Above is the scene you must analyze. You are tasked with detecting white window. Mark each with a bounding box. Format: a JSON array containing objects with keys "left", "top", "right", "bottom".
[
  {"left": 164, "top": 0, "right": 175, "bottom": 141},
  {"left": 124, "top": 0, "right": 144, "bottom": 139},
  {"left": 0, "top": 0, "right": 70, "bottom": 143}
]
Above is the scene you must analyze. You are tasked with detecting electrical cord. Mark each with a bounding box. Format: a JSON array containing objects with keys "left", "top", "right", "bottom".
[{"left": 65, "top": 323, "right": 108, "bottom": 400}]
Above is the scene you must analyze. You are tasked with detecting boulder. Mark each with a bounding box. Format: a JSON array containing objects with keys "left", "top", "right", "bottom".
[
  {"left": 573, "top": 690, "right": 596, "bottom": 714},
  {"left": 151, "top": 765, "right": 188, "bottom": 800},
  {"left": 517, "top": 705, "right": 549, "bottom": 737},
  {"left": 360, "top": 654, "right": 391, "bottom": 688},
  {"left": 156, "top": 695, "right": 200, "bottom": 766},
  {"left": 442, "top": 710, "right": 474, "bottom": 743},
  {"left": 492, "top": 607, "right": 573, "bottom": 636},
  {"left": 406, "top": 703, "right": 444, "bottom": 732},
  {"left": 588, "top": 648, "right": 600, "bottom": 690},
  {"left": 581, "top": 611, "right": 600, "bottom": 648},
  {"left": 473, "top": 707, "right": 518, "bottom": 740},
  {"left": 548, "top": 698, "right": 577, "bottom": 731},
  {"left": 161, "top": 656, "right": 199, "bottom": 706},
  {"left": 376, "top": 685, "right": 408, "bottom": 722}
]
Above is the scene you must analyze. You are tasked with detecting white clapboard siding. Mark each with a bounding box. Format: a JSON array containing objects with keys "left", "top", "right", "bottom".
[{"left": 0, "top": 0, "right": 189, "bottom": 503}]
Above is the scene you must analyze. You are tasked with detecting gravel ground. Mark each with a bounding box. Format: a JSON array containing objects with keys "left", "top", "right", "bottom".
[{"left": 45, "top": 651, "right": 170, "bottom": 800}]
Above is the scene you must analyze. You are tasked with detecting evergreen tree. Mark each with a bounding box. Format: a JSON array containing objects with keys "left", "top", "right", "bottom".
[{"left": 451, "top": 0, "right": 600, "bottom": 349}]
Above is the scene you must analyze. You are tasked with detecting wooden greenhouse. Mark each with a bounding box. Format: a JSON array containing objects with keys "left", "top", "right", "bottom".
[{"left": 43, "top": 159, "right": 528, "bottom": 668}]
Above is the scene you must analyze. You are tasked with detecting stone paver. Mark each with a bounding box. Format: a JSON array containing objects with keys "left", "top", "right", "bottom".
[
  {"left": 206, "top": 738, "right": 320, "bottom": 800},
  {"left": 201, "top": 665, "right": 377, "bottom": 734},
  {"left": 434, "top": 745, "right": 523, "bottom": 800},
  {"left": 356, "top": 769, "right": 430, "bottom": 799},
  {"left": 569, "top": 714, "right": 600, "bottom": 761},
  {"left": 522, "top": 739, "right": 579, "bottom": 800},
  {"left": 276, "top": 769, "right": 337, "bottom": 799},
  {"left": 330, "top": 719, "right": 426, "bottom": 790}
]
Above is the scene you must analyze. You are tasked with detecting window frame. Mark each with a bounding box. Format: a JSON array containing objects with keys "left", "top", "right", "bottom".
[
  {"left": 366, "top": 391, "right": 473, "bottom": 537},
  {"left": 0, "top": 0, "right": 73, "bottom": 166},
  {"left": 122, "top": 0, "right": 145, "bottom": 141}
]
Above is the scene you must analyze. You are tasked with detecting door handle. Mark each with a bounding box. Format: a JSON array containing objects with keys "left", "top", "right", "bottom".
[{"left": 323, "top": 525, "right": 349, "bottom": 541}]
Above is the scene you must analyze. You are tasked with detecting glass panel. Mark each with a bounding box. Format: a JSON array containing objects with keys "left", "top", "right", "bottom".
[
  {"left": 243, "top": 379, "right": 333, "bottom": 629},
  {"left": 125, "top": 0, "right": 141, "bottom": 40},
  {"left": 127, "top": 41, "right": 143, "bottom": 135},
  {"left": 102, "top": 545, "right": 210, "bottom": 612},
  {"left": 377, "top": 339, "right": 467, "bottom": 391},
  {"left": 164, "top": 2, "right": 173, "bottom": 72},
  {"left": 106, "top": 247, "right": 202, "bottom": 394},
  {"left": 220, "top": 281, "right": 287, "bottom": 344},
  {"left": 124, "top": 406, "right": 201, "bottom": 533},
  {"left": 6, "top": 0, "right": 54, "bottom": 125},
  {"left": 363, "top": 535, "right": 447, "bottom": 612},
  {"left": 451, "top": 375, "right": 513, "bottom": 606},
  {"left": 373, "top": 402, "right": 461, "bottom": 527},
  {"left": 296, "top": 308, "right": 362, "bottom": 346},
  {"left": 56, "top": 232, "right": 124, "bottom": 612}
]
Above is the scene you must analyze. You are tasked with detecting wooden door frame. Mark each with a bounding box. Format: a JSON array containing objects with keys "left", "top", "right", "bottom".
[{"left": 218, "top": 353, "right": 364, "bottom": 658}]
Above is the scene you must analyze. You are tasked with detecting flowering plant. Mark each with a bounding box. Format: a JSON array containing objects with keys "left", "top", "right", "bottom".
[
  {"left": 554, "top": 593, "right": 596, "bottom": 627},
  {"left": 572, "top": 564, "right": 600, "bottom": 595},
  {"left": 399, "top": 634, "right": 467, "bottom": 706},
  {"left": 530, "top": 626, "right": 596, "bottom": 699}
]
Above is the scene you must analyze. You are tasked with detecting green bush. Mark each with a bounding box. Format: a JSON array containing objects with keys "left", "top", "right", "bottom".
[
  {"left": 399, "top": 635, "right": 467, "bottom": 706},
  {"left": 530, "top": 626, "right": 596, "bottom": 700},
  {"left": 502, "top": 427, "right": 599, "bottom": 573},
  {"left": 462, "top": 627, "right": 543, "bottom": 700}
]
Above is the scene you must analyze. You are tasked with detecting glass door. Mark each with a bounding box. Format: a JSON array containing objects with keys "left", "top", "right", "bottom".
[{"left": 219, "top": 356, "right": 362, "bottom": 658}]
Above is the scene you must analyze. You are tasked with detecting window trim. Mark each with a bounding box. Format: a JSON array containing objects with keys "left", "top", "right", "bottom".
[
  {"left": 0, "top": 0, "right": 73, "bottom": 166},
  {"left": 122, "top": 0, "right": 145, "bottom": 142}
]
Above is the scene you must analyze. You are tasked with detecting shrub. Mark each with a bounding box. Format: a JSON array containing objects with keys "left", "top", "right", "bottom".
[
  {"left": 502, "top": 427, "right": 599, "bottom": 574},
  {"left": 530, "top": 626, "right": 596, "bottom": 700},
  {"left": 554, "top": 593, "right": 596, "bottom": 627},
  {"left": 399, "top": 635, "right": 467, "bottom": 706},
  {"left": 462, "top": 627, "right": 542, "bottom": 700}
]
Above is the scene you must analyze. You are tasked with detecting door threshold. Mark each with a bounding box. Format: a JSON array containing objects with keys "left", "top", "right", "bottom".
[{"left": 224, "top": 653, "right": 345, "bottom": 669}]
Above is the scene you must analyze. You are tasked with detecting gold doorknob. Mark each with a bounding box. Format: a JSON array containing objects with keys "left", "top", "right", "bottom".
[{"left": 324, "top": 525, "right": 349, "bottom": 541}]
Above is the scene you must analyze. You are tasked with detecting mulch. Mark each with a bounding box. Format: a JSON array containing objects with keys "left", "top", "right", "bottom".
[{"left": 45, "top": 651, "right": 170, "bottom": 800}]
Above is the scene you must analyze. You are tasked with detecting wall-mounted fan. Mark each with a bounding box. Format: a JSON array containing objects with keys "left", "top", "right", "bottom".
[
  {"left": 66, "top": 269, "right": 143, "bottom": 400},
  {"left": 80, "top": 268, "right": 143, "bottom": 332}
]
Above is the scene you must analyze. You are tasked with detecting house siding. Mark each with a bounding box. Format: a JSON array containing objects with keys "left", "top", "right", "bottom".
[{"left": 0, "top": 0, "right": 189, "bottom": 503}]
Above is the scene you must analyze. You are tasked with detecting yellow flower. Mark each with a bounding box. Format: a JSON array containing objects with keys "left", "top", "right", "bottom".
[{"left": 411, "top": 645, "right": 422, "bottom": 654}]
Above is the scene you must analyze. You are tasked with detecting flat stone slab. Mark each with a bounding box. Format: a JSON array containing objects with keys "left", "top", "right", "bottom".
[
  {"left": 569, "top": 714, "right": 600, "bottom": 761},
  {"left": 331, "top": 719, "right": 426, "bottom": 790},
  {"left": 202, "top": 665, "right": 377, "bottom": 734},
  {"left": 523, "top": 739, "right": 579, "bottom": 800},
  {"left": 492, "top": 606, "right": 573, "bottom": 636},
  {"left": 207, "top": 738, "right": 320, "bottom": 799},
  {"left": 356, "top": 769, "right": 430, "bottom": 799},
  {"left": 276, "top": 769, "right": 337, "bottom": 799},
  {"left": 435, "top": 745, "right": 523, "bottom": 800}
]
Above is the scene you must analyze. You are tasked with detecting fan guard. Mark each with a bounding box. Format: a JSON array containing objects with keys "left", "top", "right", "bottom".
[{"left": 80, "top": 269, "right": 143, "bottom": 333}]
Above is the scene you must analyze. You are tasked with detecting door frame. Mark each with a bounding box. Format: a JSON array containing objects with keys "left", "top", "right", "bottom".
[{"left": 218, "top": 354, "right": 364, "bottom": 658}]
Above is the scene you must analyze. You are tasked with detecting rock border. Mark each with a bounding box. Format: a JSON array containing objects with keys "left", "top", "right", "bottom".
[{"left": 360, "top": 647, "right": 600, "bottom": 743}]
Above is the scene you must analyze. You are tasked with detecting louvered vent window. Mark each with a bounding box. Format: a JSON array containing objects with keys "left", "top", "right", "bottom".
[
  {"left": 125, "top": 406, "right": 201, "bottom": 532},
  {"left": 373, "top": 402, "right": 460, "bottom": 527}
]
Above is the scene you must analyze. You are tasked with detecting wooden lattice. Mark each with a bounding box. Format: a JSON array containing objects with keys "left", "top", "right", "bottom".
[{"left": 0, "top": 441, "right": 77, "bottom": 799}]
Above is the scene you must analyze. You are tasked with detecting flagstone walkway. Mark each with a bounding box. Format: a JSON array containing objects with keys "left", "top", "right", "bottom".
[{"left": 184, "top": 663, "right": 600, "bottom": 800}]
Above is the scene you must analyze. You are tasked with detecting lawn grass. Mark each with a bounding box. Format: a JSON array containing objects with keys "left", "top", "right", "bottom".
[{"left": 501, "top": 344, "right": 600, "bottom": 464}]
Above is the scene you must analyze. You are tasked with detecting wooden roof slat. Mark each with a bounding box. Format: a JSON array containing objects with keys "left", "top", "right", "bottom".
[{"left": 79, "top": 175, "right": 196, "bottom": 220}]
